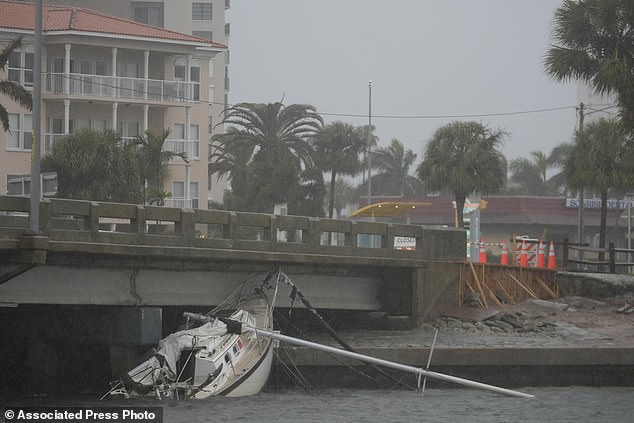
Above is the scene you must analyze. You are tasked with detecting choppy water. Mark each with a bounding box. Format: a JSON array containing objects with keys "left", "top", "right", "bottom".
[{"left": 8, "top": 387, "right": 632, "bottom": 423}]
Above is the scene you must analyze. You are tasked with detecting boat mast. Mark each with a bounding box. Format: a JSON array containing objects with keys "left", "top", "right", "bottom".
[{"left": 251, "top": 328, "right": 534, "bottom": 399}]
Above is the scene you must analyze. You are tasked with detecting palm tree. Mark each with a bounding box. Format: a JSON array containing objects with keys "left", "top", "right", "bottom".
[
  {"left": 41, "top": 129, "right": 143, "bottom": 202},
  {"left": 416, "top": 121, "right": 507, "bottom": 227},
  {"left": 1, "top": 37, "right": 32, "bottom": 131},
  {"left": 564, "top": 118, "right": 634, "bottom": 254},
  {"left": 209, "top": 130, "right": 253, "bottom": 186},
  {"left": 508, "top": 151, "right": 556, "bottom": 195},
  {"left": 369, "top": 138, "right": 424, "bottom": 197},
  {"left": 132, "top": 129, "right": 188, "bottom": 205},
  {"left": 313, "top": 121, "right": 363, "bottom": 217},
  {"left": 212, "top": 102, "right": 323, "bottom": 212},
  {"left": 544, "top": 0, "right": 634, "bottom": 130}
]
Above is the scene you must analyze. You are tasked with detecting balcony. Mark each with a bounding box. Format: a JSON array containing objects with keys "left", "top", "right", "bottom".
[
  {"left": 44, "top": 73, "right": 199, "bottom": 103},
  {"left": 164, "top": 139, "right": 199, "bottom": 160}
]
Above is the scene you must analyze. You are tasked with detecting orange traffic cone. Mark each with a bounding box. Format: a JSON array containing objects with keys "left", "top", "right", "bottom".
[
  {"left": 500, "top": 240, "right": 509, "bottom": 265},
  {"left": 520, "top": 240, "right": 528, "bottom": 267},
  {"left": 547, "top": 241, "right": 557, "bottom": 270},
  {"left": 537, "top": 240, "right": 546, "bottom": 268},
  {"left": 479, "top": 239, "right": 487, "bottom": 263}
]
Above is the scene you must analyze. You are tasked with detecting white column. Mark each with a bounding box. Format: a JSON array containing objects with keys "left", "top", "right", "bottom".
[
  {"left": 185, "top": 164, "right": 191, "bottom": 207},
  {"left": 63, "top": 99, "right": 70, "bottom": 134},
  {"left": 143, "top": 50, "right": 149, "bottom": 100},
  {"left": 185, "top": 106, "right": 192, "bottom": 206},
  {"left": 64, "top": 44, "right": 71, "bottom": 95},
  {"left": 143, "top": 104, "right": 149, "bottom": 132},
  {"left": 112, "top": 102, "right": 118, "bottom": 133},
  {"left": 111, "top": 47, "right": 118, "bottom": 97},
  {"left": 186, "top": 54, "right": 192, "bottom": 99},
  {"left": 185, "top": 106, "right": 191, "bottom": 156}
]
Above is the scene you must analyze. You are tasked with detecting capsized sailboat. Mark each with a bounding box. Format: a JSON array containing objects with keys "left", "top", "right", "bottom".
[
  {"left": 107, "top": 269, "right": 281, "bottom": 400},
  {"left": 106, "top": 269, "right": 534, "bottom": 400}
]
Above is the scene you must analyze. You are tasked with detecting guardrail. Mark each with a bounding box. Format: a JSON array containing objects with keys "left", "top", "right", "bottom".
[
  {"left": 563, "top": 239, "right": 634, "bottom": 274},
  {"left": 0, "top": 196, "right": 465, "bottom": 262}
]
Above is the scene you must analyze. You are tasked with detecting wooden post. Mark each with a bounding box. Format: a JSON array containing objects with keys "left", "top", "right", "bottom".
[
  {"left": 563, "top": 238, "right": 569, "bottom": 270},
  {"left": 609, "top": 242, "right": 616, "bottom": 274}
]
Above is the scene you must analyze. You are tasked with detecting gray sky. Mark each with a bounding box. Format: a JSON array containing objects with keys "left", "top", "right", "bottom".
[{"left": 227, "top": 0, "right": 579, "bottom": 162}]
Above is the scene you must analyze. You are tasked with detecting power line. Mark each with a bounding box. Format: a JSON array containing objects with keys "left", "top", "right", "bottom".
[
  {"left": 12, "top": 69, "right": 602, "bottom": 121},
  {"left": 320, "top": 105, "right": 577, "bottom": 120}
]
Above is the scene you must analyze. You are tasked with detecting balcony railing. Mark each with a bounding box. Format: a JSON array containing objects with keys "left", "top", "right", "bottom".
[
  {"left": 164, "top": 139, "right": 199, "bottom": 160},
  {"left": 44, "top": 73, "right": 199, "bottom": 103}
]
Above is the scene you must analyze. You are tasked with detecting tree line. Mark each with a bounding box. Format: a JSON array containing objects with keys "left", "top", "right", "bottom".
[{"left": 3, "top": 0, "right": 634, "bottom": 250}]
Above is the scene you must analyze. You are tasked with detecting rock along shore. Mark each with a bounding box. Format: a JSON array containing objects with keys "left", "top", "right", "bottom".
[{"left": 271, "top": 272, "right": 634, "bottom": 389}]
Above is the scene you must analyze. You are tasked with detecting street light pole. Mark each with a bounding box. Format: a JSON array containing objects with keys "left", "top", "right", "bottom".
[
  {"left": 367, "top": 80, "right": 372, "bottom": 206},
  {"left": 28, "top": 0, "right": 42, "bottom": 234}
]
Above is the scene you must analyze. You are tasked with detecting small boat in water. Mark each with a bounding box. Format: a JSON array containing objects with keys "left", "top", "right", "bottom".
[{"left": 108, "top": 270, "right": 280, "bottom": 400}]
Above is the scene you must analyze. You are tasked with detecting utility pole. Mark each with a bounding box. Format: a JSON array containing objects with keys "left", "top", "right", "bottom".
[
  {"left": 577, "top": 102, "right": 584, "bottom": 246},
  {"left": 367, "top": 80, "right": 372, "bottom": 206},
  {"left": 28, "top": 0, "right": 42, "bottom": 234}
]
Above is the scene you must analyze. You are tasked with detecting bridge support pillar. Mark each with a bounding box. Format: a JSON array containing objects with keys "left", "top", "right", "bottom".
[
  {"left": 412, "top": 262, "right": 461, "bottom": 324},
  {"left": 18, "top": 235, "right": 49, "bottom": 264}
]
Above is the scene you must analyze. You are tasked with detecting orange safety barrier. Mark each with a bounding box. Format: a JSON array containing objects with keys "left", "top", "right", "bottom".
[
  {"left": 500, "top": 240, "right": 509, "bottom": 265},
  {"left": 537, "top": 240, "right": 546, "bottom": 268},
  {"left": 479, "top": 239, "right": 487, "bottom": 263},
  {"left": 547, "top": 241, "right": 557, "bottom": 270},
  {"left": 519, "top": 240, "right": 528, "bottom": 267}
]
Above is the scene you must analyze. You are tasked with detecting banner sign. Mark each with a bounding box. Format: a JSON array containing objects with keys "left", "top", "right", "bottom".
[{"left": 566, "top": 198, "right": 633, "bottom": 209}]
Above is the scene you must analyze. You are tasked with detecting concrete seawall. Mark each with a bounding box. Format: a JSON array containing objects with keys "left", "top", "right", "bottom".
[{"left": 270, "top": 272, "right": 634, "bottom": 389}]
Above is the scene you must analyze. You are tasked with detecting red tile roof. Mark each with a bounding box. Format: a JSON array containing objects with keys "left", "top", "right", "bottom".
[
  {"left": 0, "top": 1, "right": 226, "bottom": 48},
  {"left": 362, "top": 195, "right": 622, "bottom": 227}
]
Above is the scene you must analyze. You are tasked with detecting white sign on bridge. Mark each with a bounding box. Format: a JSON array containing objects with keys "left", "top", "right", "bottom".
[{"left": 394, "top": 236, "right": 416, "bottom": 250}]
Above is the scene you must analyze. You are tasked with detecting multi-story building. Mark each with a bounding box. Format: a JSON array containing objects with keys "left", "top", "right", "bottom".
[
  {"left": 0, "top": 0, "right": 227, "bottom": 208},
  {"left": 24, "top": 0, "right": 232, "bottom": 206}
]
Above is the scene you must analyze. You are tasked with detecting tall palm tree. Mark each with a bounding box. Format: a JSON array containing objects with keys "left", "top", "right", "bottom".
[
  {"left": 313, "top": 121, "right": 363, "bottom": 217},
  {"left": 544, "top": 0, "right": 634, "bottom": 130},
  {"left": 0, "top": 37, "right": 32, "bottom": 131},
  {"left": 416, "top": 121, "right": 507, "bottom": 227},
  {"left": 564, "top": 118, "right": 634, "bottom": 254},
  {"left": 369, "top": 138, "right": 424, "bottom": 197},
  {"left": 212, "top": 102, "right": 323, "bottom": 212},
  {"left": 41, "top": 129, "right": 143, "bottom": 202},
  {"left": 132, "top": 129, "right": 188, "bottom": 205},
  {"left": 508, "top": 151, "right": 558, "bottom": 195},
  {"left": 208, "top": 129, "right": 253, "bottom": 193}
]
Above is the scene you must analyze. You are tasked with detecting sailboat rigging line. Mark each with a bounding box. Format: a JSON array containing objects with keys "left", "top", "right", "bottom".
[
  {"left": 176, "top": 337, "right": 198, "bottom": 383},
  {"left": 272, "top": 310, "right": 393, "bottom": 388},
  {"left": 275, "top": 348, "right": 313, "bottom": 390},
  {"left": 421, "top": 328, "right": 439, "bottom": 394},
  {"left": 282, "top": 273, "right": 415, "bottom": 390},
  {"left": 251, "top": 328, "right": 535, "bottom": 399}
]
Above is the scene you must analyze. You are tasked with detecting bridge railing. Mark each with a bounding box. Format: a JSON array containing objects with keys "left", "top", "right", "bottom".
[{"left": 0, "top": 196, "right": 465, "bottom": 261}]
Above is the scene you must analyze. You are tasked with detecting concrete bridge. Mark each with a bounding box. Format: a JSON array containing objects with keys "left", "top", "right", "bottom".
[{"left": 0, "top": 195, "right": 466, "bottom": 325}]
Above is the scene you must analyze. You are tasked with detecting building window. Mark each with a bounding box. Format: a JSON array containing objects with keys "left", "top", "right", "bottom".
[
  {"left": 8, "top": 50, "right": 33, "bottom": 87},
  {"left": 24, "top": 52, "right": 34, "bottom": 86},
  {"left": 190, "top": 124, "right": 200, "bottom": 159},
  {"left": 171, "top": 181, "right": 198, "bottom": 208},
  {"left": 5, "top": 113, "right": 32, "bottom": 150},
  {"left": 193, "top": 31, "right": 213, "bottom": 41},
  {"left": 190, "top": 182, "right": 199, "bottom": 208},
  {"left": 6, "top": 114, "right": 20, "bottom": 149},
  {"left": 191, "top": 62, "right": 200, "bottom": 100},
  {"left": 23, "top": 114, "right": 32, "bottom": 150},
  {"left": 174, "top": 58, "right": 186, "bottom": 80},
  {"left": 133, "top": 2, "right": 163, "bottom": 27},
  {"left": 192, "top": 3, "right": 212, "bottom": 20},
  {"left": 8, "top": 51, "right": 21, "bottom": 83}
]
